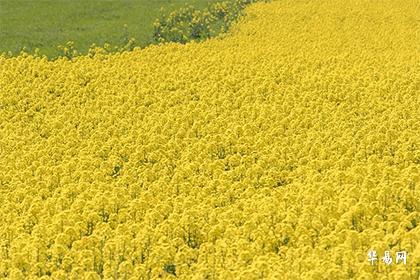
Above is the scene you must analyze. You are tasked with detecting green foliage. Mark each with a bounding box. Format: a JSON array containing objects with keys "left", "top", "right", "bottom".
[
  {"left": 0, "top": 0, "right": 218, "bottom": 58},
  {"left": 153, "top": 0, "right": 259, "bottom": 44},
  {"left": 57, "top": 41, "right": 79, "bottom": 59},
  {"left": 163, "top": 263, "right": 176, "bottom": 276},
  {"left": 0, "top": 0, "right": 261, "bottom": 59}
]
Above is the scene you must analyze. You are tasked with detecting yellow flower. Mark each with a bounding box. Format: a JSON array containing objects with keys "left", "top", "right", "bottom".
[{"left": 0, "top": 0, "right": 418, "bottom": 278}]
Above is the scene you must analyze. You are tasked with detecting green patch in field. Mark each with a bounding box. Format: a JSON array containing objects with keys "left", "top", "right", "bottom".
[{"left": 0, "top": 0, "right": 218, "bottom": 58}]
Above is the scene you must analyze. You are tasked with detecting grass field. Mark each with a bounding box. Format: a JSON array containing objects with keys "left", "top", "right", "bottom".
[{"left": 0, "top": 0, "right": 217, "bottom": 58}]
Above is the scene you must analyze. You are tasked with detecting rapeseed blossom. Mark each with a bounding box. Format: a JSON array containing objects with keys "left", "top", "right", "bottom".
[{"left": 0, "top": 0, "right": 419, "bottom": 279}]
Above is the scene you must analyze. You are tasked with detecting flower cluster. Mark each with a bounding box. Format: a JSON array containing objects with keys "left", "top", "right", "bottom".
[
  {"left": 0, "top": 0, "right": 419, "bottom": 279},
  {"left": 153, "top": 0, "right": 259, "bottom": 44}
]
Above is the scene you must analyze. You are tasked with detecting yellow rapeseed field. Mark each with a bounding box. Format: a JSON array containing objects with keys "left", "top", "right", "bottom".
[{"left": 0, "top": 0, "right": 419, "bottom": 279}]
